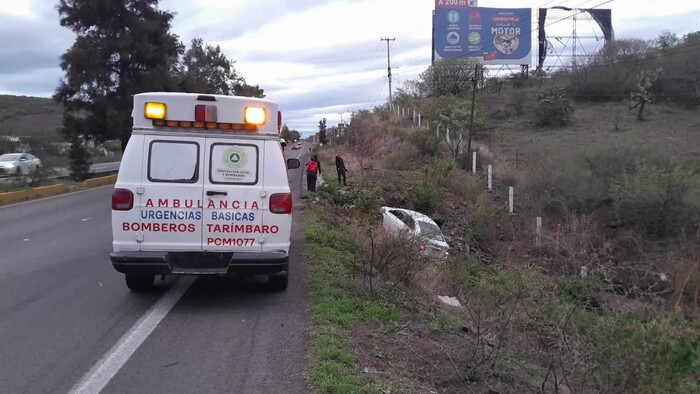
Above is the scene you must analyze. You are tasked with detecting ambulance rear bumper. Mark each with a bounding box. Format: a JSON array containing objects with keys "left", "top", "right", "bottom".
[{"left": 110, "top": 251, "right": 289, "bottom": 276}]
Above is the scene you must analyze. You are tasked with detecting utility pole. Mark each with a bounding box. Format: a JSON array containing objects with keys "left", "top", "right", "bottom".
[
  {"left": 381, "top": 37, "right": 396, "bottom": 110},
  {"left": 466, "top": 64, "right": 479, "bottom": 172}
]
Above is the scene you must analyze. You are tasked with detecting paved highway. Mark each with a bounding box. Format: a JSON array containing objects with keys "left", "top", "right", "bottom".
[{"left": 0, "top": 143, "right": 312, "bottom": 393}]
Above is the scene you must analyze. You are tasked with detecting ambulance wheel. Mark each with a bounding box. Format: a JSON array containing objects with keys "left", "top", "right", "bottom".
[
  {"left": 125, "top": 274, "right": 154, "bottom": 292},
  {"left": 267, "top": 271, "right": 288, "bottom": 292}
]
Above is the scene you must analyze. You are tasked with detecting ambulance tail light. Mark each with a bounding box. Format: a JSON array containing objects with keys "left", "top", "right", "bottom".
[
  {"left": 195, "top": 105, "right": 217, "bottom": 123},
  {"left": 112, "top": 189, "right": 134, "bottom": 211},
  {"left": 245, "top": 107, "right": 266, "bottom": 125},
  {"left": 269, "top": 193, "right": 292, "bottom": 214}
]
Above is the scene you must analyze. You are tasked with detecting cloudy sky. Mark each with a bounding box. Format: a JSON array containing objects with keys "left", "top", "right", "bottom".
[{"left": 1, "top": 0, "right": 699, "bottom": 136}]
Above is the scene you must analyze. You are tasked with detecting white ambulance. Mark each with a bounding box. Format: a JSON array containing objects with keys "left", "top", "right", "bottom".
[{"left": 110, "top": 92, "right": 300, "bottom": 292}]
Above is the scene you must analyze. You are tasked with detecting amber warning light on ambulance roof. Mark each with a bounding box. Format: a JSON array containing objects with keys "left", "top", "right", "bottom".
[
  {"left": 144, "top": 102, "right": 166, "bottom": 120},
  {"left": 245, "top": 107, "right": 266, "bottom": 125}
]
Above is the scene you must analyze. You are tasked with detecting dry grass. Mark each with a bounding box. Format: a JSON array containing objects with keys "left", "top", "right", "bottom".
[{"left": 489, "top": 100, "right": 700, "bottom": 169}]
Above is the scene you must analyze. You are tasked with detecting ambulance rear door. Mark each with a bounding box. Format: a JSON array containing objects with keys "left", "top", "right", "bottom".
[
  {"left": 138, "top": 135, "right": 205, "bottom": 251},
  {"left": 202, "top": 137, "right": 264, "bottom": 252}
]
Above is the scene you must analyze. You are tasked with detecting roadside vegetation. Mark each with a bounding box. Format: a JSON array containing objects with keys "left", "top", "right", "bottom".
[{"left": 306, "top": 29, "right": 700, "bottom": 393}]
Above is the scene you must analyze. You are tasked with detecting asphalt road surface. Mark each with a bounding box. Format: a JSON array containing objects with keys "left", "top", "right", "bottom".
[{"left": 0, "top": 142, "right": 313, "bottom": 394}]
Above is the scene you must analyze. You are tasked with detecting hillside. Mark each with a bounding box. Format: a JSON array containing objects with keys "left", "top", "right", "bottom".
[
  {"left": 0, "top": 95, "right": 63, "bottom": 141},
  {"left": 303, "top": 77, "right": 700, "bottom": 392}
]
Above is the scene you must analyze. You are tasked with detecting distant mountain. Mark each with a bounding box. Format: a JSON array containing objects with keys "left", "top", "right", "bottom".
[{"left": 0, "top": 95, "right": 63, "bottom": 141}]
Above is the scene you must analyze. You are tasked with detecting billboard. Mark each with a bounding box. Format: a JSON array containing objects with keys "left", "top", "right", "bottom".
[{"left": 434, "top": 7, "right": 532, "bottom": 65}]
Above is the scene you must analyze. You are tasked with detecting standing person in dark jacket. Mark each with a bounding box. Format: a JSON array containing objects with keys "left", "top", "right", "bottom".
[
  {"left": 335, "top": 153, "right": 348, "bottom": 186},
  {"left": 312, "top": 155, "right": 321, "bottom": 176}
]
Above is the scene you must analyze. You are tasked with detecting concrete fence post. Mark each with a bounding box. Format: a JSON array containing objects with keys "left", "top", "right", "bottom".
[
  {"left": 472, "top": 151, "right": 477, "bottom": 174},
  {"left": 536, "top": 216, "right": 542, "bottom": 246},
  {"left": 509, "top": 186, "right": 514, "bottom": 214},
  {"left": 487, "top": 165, "right": 492, "bottom": 191}
]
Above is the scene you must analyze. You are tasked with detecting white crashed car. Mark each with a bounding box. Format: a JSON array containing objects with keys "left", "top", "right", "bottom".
[{"left": 380, "top": 206, "right": 449, "bottom": 259}]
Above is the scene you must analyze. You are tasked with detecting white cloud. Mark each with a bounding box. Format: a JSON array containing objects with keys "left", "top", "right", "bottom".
[{"left": 0, "top": 0, "right": 35, "bottom": 18}]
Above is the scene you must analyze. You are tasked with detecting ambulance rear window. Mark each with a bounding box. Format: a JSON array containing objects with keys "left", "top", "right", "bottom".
[
  {"left": 148, "top": 140, "right": 199, "bottom": 183},
  {"left": 209, "top": 143, "right": 259, "bottom": 185}
]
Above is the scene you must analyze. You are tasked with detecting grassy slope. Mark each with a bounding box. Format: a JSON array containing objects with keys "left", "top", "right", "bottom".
[
  {"left": 481, "top": 84, "right": 700, "bottom": 165},
  {"left": 0, "top": 95, "right": 63, "bottom": 141},
  {"left": 305, "top": 89, "right": 700, "bottom": 392}
]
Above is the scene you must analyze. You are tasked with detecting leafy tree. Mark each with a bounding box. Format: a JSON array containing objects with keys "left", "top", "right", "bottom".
[
  {"left": 289, "top": 129, "right": 301, "bottom": 142},
  {"left": 280, "top": 124, "right": 292, "bottom": 142},
  {"left": 59, "top": 114, "right": 92, "bottom": 181},
  {"left": 417, "top": 59, "right": 480, "bottom": 96},
  {"left": 426, "top": 95, "right": 483, "bottom": 162},
  {"left": 654, "top": 30, "right": 680, "bottom": 49},
  {"left": 682, "top": 31, "right": 700, "bottom": 45},
  {"left": 319, "top": 118, "right": 327, "bottom": 144},
  {"left": 54, "top": 0, "right": 182, "bottom": 152},
  {"left": 176, "top": 37, "right": 242, "bottom": 95},
  {"left": 234, "top": 82, "right": 265, "bottom": 98}
]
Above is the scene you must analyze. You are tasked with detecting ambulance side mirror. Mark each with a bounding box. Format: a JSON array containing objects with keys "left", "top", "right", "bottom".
[{"left": 287, "top": 158, "right": 300, "bottom": 170}]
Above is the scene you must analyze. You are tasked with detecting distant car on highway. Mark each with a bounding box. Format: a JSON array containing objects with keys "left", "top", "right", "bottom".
[
  {"left": 291, "top": 143, "right": 302, "bottom": 150},
  {"left": 0, "top": 153, "right": 41, "bottom": 175}
]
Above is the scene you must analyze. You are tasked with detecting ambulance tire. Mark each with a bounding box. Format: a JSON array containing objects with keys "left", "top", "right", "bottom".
[
  {"left": 267, "top": 271, "right": 288, "bottom": 292},
  {"left": 125, "top": 274, "right": 155, "bottom": 292}
]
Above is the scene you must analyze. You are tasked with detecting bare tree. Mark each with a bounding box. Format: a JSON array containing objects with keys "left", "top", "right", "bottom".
[{"left": 629, "top": 68, "right": 662, "bottom": 121}]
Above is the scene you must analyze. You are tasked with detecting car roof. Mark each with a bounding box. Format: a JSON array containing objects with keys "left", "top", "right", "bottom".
[{"left": 380, "top": 206, "right": 438, "bottom": 226}]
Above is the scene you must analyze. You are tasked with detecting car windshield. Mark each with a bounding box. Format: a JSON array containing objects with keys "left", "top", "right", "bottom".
[
  {"left": 0, "top": 154, "right": 22, "bottom": 161},
  {"left": 417, "top": 220, "right": 445, "bottom": 242}
]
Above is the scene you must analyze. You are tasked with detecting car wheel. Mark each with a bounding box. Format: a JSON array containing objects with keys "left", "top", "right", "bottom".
[
  {"left": 125, "top": 274, "right": 155, "bottom": 292},
  {"left": 267, "top": 271, "right": 288, "bottom": 292}
]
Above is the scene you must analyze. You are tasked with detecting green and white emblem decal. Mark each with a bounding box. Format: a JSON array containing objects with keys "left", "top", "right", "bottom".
[{"left": 223, "top": 147, "right": 247, "bottom": 169}]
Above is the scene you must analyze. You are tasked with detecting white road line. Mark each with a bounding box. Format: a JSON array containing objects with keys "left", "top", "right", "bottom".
[{"left": 69, "top": 276, "right": 195, "bottom": 394}]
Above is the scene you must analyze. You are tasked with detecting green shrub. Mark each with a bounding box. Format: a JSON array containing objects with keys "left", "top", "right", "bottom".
[
  {"left": 318, "top": 181, "right": 351, "bottom": 205},
  {"left": 466, "top": 194, "right": 507, "bottom": 249},
  {"left": 523, "top": 155, "right": 608, "bottom": 216},
  {"left": 558, "top": 277, "right": 603, "bottom": 308},
  {"left": 384, "top": 142, "right": 418, "bottom": 170},
  {"left": 409, "top": 181, "right": 443, "bottom": 214},
  {"left": 535, "top": 88, "right": 574, "bottom": 128},
  {"left": 318, "top": 182, "right": 384, "bottom": 221},
  {"left": 583, "top": 313, "right": 700, "bottom": 393},
  {"left": 580, "top": 145, "right": 648, "bottom": 183},
  {"left": 442, "top": 169, "right": 482, "bottom": 203},
  {"left": 410, "top": 129, "right": 440, "bottom": 158},
  {"left": 611, "top": 164, "right": 698, "bottom": 237},
  {"left": 523, "top": 146, "right": 660, "bottom": 217}
]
